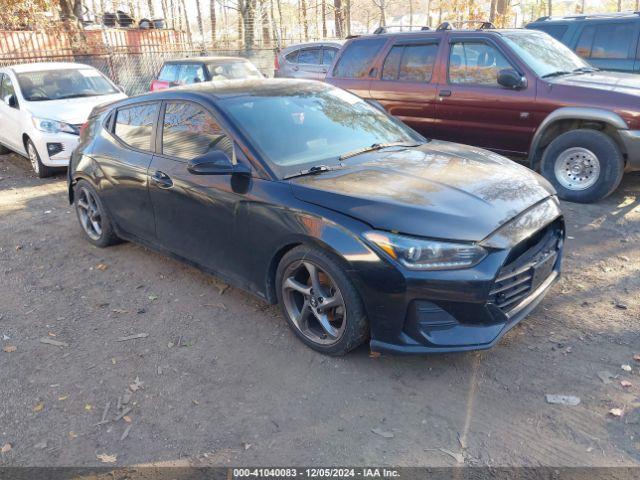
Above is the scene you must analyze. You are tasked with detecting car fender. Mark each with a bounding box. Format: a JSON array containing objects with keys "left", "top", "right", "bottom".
[
  {"left": 67, "top": 154, "right": 105, "bottom": 204},
  {"left": 529, "top": 107, "right": 628, "bottom": 170}
]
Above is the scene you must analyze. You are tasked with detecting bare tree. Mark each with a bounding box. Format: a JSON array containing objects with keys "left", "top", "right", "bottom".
[
  {"left": 195, "top": 0, "right": 205, "bottom": 47},
  {"left": 371, "top": 0, "right": 386, "bottom": 26},
  {"left": 147, "top": 0, "right": 155, "bottom": 17},
  {"left": 334, "top": 0, "right": 343, "bottom": 37},
  {"left": 301, "top": 0, "right": 309, "bottom": 40},
  {"left": 211, "top": 0, "right": 217, "bottom": 43},
  {"left": 321, "top": 0, "right": 327, "bottom": 36}
]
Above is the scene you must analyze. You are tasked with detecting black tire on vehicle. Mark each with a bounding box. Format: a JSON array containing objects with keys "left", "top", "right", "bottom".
[
  {"left": 0, "top": 143, "right": 10, "bottom": 155},
  {"left": 74, "top": 179, "right": 120, "bottom": 248},
  {"left": 25, "top": 138, "right": 54, "bottom": 178},
  {"left": 275, "top": 245, "right": 369, "bottom": 356},
  {"left": 540, "top": 129, "right": 624, "bottom": 203}
]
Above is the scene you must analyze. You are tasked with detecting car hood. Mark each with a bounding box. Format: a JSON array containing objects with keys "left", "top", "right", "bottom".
[
  {"left": 550, "top": 71, "right": 640, "bottom": 96},
  {"left": 290, "top": 141, "right": 555, "bottom": 242},
  {"left": 25, "top": 93, "right": 127, "bottom": 124}
]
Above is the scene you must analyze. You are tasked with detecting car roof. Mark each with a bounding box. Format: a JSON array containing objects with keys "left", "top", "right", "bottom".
[
  {"left": 8, "top": 62, "right": 98, "bottom": 73},
  {"left": 112, "top": 78, "right": 330, "bottom": 107},
  {"left": 528, "top": 12, "right": 640, "bottom": 24},
  {"left": 163, "top": 56, "right": 248, "bottom": 65},
  {"left": 348, "top": 28, "right": 525, "bottom": 41}
]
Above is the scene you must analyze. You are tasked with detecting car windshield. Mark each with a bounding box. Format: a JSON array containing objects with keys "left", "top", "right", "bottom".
[
  {"left": 502, "top": 31, "right": 591, "bottom": 78},
  {"left": 16, "top": 68, "right": 118, "bottom": 102},
  {"left": 207, "top": 61, "right": 263, "bottom": 80},
  {"left": 218, "top": 85, "right": 422, "bottom": 177}
]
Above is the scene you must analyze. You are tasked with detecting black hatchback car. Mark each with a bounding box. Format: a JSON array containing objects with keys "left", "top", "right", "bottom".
[{"left": 68, "top": 79, "right": 564, "bottom": 355}]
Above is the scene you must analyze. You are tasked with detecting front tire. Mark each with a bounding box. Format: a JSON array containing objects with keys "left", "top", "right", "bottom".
[
  {"left": 26, "top": 139, "right": 54, "bottom": 178},
  {"left": 540, "top": 129, "right": 624, "bottom": 203},
  {"left": 276, "top": 245, "right": 369, "bottom": 356},
  {"left": 74, "top": 180, "right": 119, "bottom": 248}
]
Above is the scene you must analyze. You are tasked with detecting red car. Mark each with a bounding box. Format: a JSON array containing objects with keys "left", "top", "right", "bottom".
[{"left": 326, "top": 24, "right": 640, "bottom": 203}]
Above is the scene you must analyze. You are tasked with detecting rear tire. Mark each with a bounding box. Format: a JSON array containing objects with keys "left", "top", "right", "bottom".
[
  {"left": 540, "top": 129, "right": 624, "bottom": 203},
  {"left": 276, "top": 245, "right": 368, "bottom": 356},
  {"left": 74, "top": 179, "right": 119, "bottom": 248},
  {"left": 26, "top": 139, "right": 54, "bottom": 178}
]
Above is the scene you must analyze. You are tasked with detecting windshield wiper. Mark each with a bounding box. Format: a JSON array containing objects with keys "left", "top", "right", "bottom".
[
  {"left": 541, "top": 70, "right": 572, "bottom": 79},
  {"left": 56, "top": 92, "right": 101, "bottom": 100},
  {"left": 284, "top": 164, "right": 344, "bottom": 179},
  {"left": 339, "top": 141, "right": 421, "bottom": 161},
  {"left": 572, "top": 66, "right": 599, "bottom": 74}
]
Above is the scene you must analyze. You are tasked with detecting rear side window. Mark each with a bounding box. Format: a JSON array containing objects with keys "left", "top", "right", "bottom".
[
  {"left": 298, "top": 48, "right": 321, "bottom": 65},
  {"left": 449, "top": 41, "right": 512, "bottom": 86},
  {"left": 158, "top": 64, "right": 180, "bottom": 82},
  {"left": 114, "top": 103, "right": 159, "bottom": 151},
  {"left": 333, "top": 38, "right": 386, "bottom": 78},
  {"left": 322, "top": 48, "right": 337, "bottom": 65},
  {"left": 576, "top": 23, "right": 635, "bottom": 59},
  {"left": 162, "top": 102, "right": 234, "bottom": 161},
  {"left": 382, "top": 43, "right": 438, "bottom": 82},
  {"left": 285, "top": 50, "right": 299, "bottom": 63},
  {"left": 528, "top": 24, "right": 568, "bottom": 41}
]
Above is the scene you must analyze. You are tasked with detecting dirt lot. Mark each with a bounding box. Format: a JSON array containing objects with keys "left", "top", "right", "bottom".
[{"left": 0, "top": 151, "right": 639, "bottom": 467}]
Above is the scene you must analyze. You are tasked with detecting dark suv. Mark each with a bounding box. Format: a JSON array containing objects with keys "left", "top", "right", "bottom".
[
  {"left": 526, "top": 12, "right": 640, "bottom": 74},
  {"left": 326, "top": 24, "right": 640, "bottom": 203}
]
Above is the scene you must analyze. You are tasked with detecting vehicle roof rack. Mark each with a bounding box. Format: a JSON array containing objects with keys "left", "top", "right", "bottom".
[
  {"left": 436, "top": 20, "right": 496, "bottom": 31},
  {"left": 373, "top": 25, "right": 431, "bottom": 34},
  {"left": 534, "top": 11, "right": 640, "bottom": 21}
]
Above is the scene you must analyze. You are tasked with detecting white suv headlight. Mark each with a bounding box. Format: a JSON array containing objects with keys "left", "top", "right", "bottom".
[
  {"left": 32, "top": 117, "right": 78, "bottom": 135},
  {"left": 363, "top": 230, "right": 487, "bottom": 271}
]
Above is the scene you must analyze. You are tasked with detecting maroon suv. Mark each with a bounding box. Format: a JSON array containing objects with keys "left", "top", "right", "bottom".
[{"left": 326, "top": 26, "right": 640, "bottom": 203}]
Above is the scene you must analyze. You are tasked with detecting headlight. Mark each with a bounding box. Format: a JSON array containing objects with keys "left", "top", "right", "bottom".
[
  {"left": 363, "top": 230, "right": 487, "bottom": 271},
  {"left": 32, "top": 117, "right": 78, "bottom": 135}
]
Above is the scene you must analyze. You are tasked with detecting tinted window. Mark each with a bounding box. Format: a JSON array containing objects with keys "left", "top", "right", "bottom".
[
  {"left": 298, "top": 48, "right": 321, "bottom": 64},
  {"left": 449, "top": 42, "right": 511, "bottom": 86},
  {"left": 285, "top": 50, "right": 299, "bottom": 63},
  {"left": 529, "top": 24, "right": 568, "bottom": 41},
  {"left": 333, "top": 38, "right": 386, "bottom": 78},
  {"left": 162, "top": 102, "right": 234, "bottom": 161},
  {"left": 575, "top": 26, "right": 596, "bottom": 58},
  {"left": 382, "top": 43, "right": 438, "bottom": 82},
  {"left": 114, "top": 103, "right": 159, "bottom": 151},
  {"left": 592, "top": 23, "right": 634, "bottom": 59},
  {"left": 322, "top": 48, "right": 337, "bottom": 65},
  {"left": 158, "top": 64, "right": 180, "bottom": 82}
]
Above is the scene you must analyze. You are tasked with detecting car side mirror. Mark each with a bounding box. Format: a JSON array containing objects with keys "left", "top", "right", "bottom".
[
  {"left": 497, "top": 69, "right": 527, "bottom": 90},
  {"left": 6, "top": 94, "right": 18, "bottom": 109},
  {"left": 187, "top": 150, "right": 250, "bottom": 176}
]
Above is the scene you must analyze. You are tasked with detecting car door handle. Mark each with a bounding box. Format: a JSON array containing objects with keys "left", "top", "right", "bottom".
[
  {"left": 438, "top": 90, "right": 452, "bottom": 97},
  {"left": 151, "top": 171, "right": 173, "bottom": 189},
  {"left": 292, "top": 66, "right": 299, "bottom": 71}
]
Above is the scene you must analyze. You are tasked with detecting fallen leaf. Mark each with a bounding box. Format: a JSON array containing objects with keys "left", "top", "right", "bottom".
[
  {"left": 148, "top": 294, "right": 158, "bottom": 301},
  {"left": 369, "top": 351, "right": 381, "bottom": 359},
  {"left": 634, "top": 354, "right": 640, "bottom": 362},
  {"left": 123, "top": 415, "right": 132, "bottom": 423},
  {"left": 609, "top": 408, "right": 623, "bottom": 417},
  {"left": 84, "top": 404, "right": 93, "bottom": 411},
  {"left": 111, "top": 358, "right": 117, "bottom": 365},
  {"left": 371, "top": 427, "right": 394, "bottom": 438},
  {"left": 48, "top": 332, "right": 56, "bottom": 337},
  {"left": 58, "top": 395, "right": 68, "bottom": 401},
  {"left": 32, "top": 402, "right": 44, "bottom": 413},
  {"left": 621, "top": 380, "right": 632, "bottom": 388},
  {"left": 192, "top": 400, "right": 199, "bottom": 406},
  {"left": 15, "top": 245, "right": 23, "bottom": 251},
  {"left": 1, "top": 443, "right": 11, "bottom": 453},
  {"left": 96, "top": 263, "right": 108, "bottom": 271},
  {"left": 129, "top": 376, "right": 144, "bottom": 392},
  {"left": 242, "top": 442, "right": 251, "bottom": 450},
  {"left": 2, "top": 345, "right": 16, "bottom": 353},
  {"left": 96, "top": 453, "right": 117, "bottom": 463},
  {"left": 68, "top": 431, "right": 77, "bottom": 439}
]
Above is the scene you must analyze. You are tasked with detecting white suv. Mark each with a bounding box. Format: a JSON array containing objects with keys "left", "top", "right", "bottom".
[{"left": 0, "top": 62, "right": 127, "bottom": 177}]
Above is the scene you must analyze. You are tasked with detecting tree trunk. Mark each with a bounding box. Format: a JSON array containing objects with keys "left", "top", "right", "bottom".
[
  {"left": 426, "top": 0, "right": 431, "bottom": 27},
  {"left": 195, "top": 0, "right": 205, "bottom": 48},
  {"left": 180, "top": 0, "right": 193, "bottom": 46},
  {"left": 240, "top": 0, "right": 256, "bottom": 49},
  {"left": 344, "top": 0, "right": 350, "bottom": 36},
  {"left": 276, "top": 0, "right": 283, "bottom": 44},
  {"left": 259, "top": 0, "right": 270, "bottom": 45},
  {"left": 377, "top": 0, "right": 386, "bottom": 27},
  {"left": 548, "top": 0, "right": 552, "bottom": 17},
  {"left": 147, "top": 0, "right": 155, "bottom": 17},
  {"left": 333, "top": 0, "right": 343, "bottom": 37},
  {"left": 301, "top": 0, "right": 309, "bottom": 40},
  {"left": 489, "top": 0, "right": 497, "bottom": 22},
  {"left": 321, "top": 0, "right": 327, "bottom": 37},
  {"left": 210, "top": 0, "right": 217, "bottom": 44}
]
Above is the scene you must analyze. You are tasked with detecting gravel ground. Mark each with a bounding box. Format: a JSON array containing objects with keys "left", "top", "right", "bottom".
[{"left": 0, "top": 152, "right": 639, "bottom": 467}]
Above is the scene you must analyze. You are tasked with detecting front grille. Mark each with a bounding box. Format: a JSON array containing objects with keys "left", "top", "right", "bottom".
[{"left": 489, "top": 221, "right": 562, "bottom": 314}]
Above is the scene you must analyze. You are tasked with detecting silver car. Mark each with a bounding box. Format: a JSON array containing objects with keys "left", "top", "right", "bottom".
[{"left": 274, "top": 41, "right": 343, "bottom": 80}]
